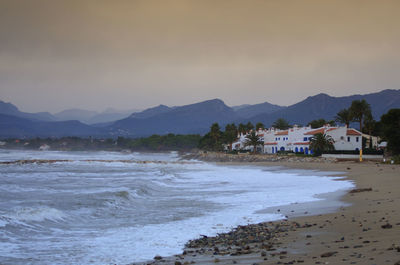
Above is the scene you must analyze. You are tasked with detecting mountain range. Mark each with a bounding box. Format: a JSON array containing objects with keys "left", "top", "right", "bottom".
[
  {"left": 1, "top": 89, "right": 399, "bottom": 138},
  {"left": 0, "top": 101, "right": 141, "bottom": 125},
  {"left": 248, "top": 89, "right": 400, "bottom": 127}
]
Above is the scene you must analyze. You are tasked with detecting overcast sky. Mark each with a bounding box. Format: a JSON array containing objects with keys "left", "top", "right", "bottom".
[{"left": 0, "top": 0, "right": 399, "bottom": 113}]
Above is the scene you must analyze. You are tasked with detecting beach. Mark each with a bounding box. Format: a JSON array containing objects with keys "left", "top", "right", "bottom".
[{"left": 139, "top": 156, "right": 400, "bottom": 265}]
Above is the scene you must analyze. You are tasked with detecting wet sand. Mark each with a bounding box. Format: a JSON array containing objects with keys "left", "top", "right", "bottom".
[
  {"left": 252, "top": 161, "right": 400, "bottom": 265},
  {"left": 133, "top": 160, "right": 400, "bottom": 265}
]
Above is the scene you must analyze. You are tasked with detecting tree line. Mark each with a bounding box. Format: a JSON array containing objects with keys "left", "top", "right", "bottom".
[
  {"left": 198, "top": 122, "right": 264, "bottom": 152},
  {"left": 2, "top": 100, "right": 398, "bottom": 156},
  {"left": 1, "top": 134, "right": 202, "bottom": 152},
  {"left": 199, "top": 99, "right": 400, "bottom": 156}
]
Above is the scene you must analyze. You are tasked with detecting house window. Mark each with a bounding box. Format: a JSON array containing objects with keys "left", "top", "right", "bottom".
[
  {"left": 356, "top": 137, "right": 359, "bottom": 142},
  {"left": 303, "top": 137, "right": 308, "bottom": 141},
  {"left": 347, "top": 137, "right": 350, "bottom": 142}
]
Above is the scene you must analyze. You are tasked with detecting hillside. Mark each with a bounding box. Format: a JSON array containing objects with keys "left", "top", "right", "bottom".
[
  {"left": 0, "top": 101, "right": 56, "bottom": 122},
  {"left": 233, "top": 101, "right": 285, "bottom": 118},
  {"left": 1, "top": 89, "right": 399, "bottom": 138},
  {"left": 247, "top": 89, "right": 400, "bottom": 127},
  {"left": 109, "top": 99, "right": 239, "bottom": 137},
  {"left": 0, "top": 114, "right": 106, "bottom": 138}
]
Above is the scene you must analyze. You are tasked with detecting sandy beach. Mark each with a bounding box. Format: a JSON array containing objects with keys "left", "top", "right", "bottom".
[{"left": 136, "top": 157, "right": 400, "bottom": 265}]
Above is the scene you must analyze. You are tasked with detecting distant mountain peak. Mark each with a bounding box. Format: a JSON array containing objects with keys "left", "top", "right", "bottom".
[
  {"left": 128, "top": 104, "right": 172, "bottom": 119},
  {"left": 0, "top": 100, "right": 56, "bottom": 122},
  {"left": 309, "top": 93, "right": 331, "bottom": 99},
  {"left": 233, "top": 101, "right": 285, "bottom": 119},
  {"left": 185, "top": 98, "right": 226, "bottom": 107},
  {"left": 0, "top": 100, "right": 20, "bottom": 113},
  {"left": 206, "top": 98, "right": 224, "bottom": 103}
]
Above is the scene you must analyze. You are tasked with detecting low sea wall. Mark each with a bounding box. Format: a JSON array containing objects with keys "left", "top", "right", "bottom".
[
  {"left": 321, "top": 154, "right": 384, "bottom": 160},
  {"left": 182, "top": 152, "right": 337, "bottom": 163}
]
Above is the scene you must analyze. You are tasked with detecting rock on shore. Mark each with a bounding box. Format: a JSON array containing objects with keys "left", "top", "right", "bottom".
[{"left": 182, "top": 151, "right": 337, "bottom": 163}]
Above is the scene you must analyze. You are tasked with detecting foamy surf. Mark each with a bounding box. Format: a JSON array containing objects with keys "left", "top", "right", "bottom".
[{"left": 0, "top": 150, "right": 354, "bottom": 264}]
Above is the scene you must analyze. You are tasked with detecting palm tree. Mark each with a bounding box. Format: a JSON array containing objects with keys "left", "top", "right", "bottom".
[
  {"left": 244, "top": 131, "right": 264, "bottom": 154},
  {"left": 272, "top": 118, "right": 290, "bottom": 130},
  {"left": 308, "top": 119, "right": 327, "bottom": 129},
  {"left": 238, "top": 123, "right": 247, "bottom": 135},
  {"left": 209, "top": 123, "right": 222, "bottom": 150},
  {"left": 309, "top": 133, "right": 335, "bottom": 156},
  {"left": 349, "top": 99, "right": 372, "bottom": 132},
  {"left": 246, "top": 122, "right": 254, "bottom": 132},
  {"left": 223, "top": 123, "right": 238, "bottom": 151},
  {"left": 363, "top": 113, "right": 375, "bottom": 148},
  {"left": 256, "top": 122, "right": 265, "bottom": 131},
  {"left": 380, "top": 109, "right": 400, "bottom": 155},
  {"left": 335, "top": 108, "right": 352, "bottom": 127}
]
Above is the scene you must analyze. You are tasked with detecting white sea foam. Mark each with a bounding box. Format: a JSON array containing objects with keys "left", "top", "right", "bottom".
[
  {"left": 6, "top": 207, "right": 66, "bottom": 223},
  {"left": 0, "top": 150, "right": 354, "bottom": 265},
  {"left": 0, "top": 217, "right": 9, "bottom": 227}
]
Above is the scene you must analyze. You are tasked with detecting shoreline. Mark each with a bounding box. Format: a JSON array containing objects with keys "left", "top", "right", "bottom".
[{"left": 132, "top": 154, "right": 400, "bottom": 265}]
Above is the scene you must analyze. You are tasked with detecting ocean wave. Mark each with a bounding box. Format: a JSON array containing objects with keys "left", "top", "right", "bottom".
[
  {"left": 5, "top": 207, "right": 66, "bottom": 223},
  {"left": 0, "top": 216, "right": 11, "bottom": 227},
  {"left": 114, "top": 190, "right": 130, "bottom": 200}
]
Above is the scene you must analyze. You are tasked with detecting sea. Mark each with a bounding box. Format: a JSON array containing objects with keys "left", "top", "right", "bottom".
[{"left": 0, "top": 150, "right": 354, "bottom": 265}]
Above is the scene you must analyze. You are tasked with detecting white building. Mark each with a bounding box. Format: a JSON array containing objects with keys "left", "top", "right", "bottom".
[
  {"left": 39, "top": 144, "right": 50, "bottom": 151},
  {"left": 233, "top": 125, "right": 362, "bottom": 154}
]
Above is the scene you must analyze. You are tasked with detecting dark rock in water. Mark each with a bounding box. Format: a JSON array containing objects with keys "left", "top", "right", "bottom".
[
  {"left": 320, "top": 251, "right": 338, "bottom": 257},
  {"left": 154, "top": 255, "right": 162, "bottom": 260},
  {"left": 381, "top": 223, "right": 393, "bottom": 229},
  {"left": 185, "top": 222, "right": 274, "bottom": 249},
  {"left": 349, "top": 188, "right": 372, "bottom": 193}
]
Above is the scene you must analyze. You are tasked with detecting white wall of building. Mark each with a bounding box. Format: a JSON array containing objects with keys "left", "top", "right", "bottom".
[{"left": 233, "top": 125, "right": 362, "bottom": 154}]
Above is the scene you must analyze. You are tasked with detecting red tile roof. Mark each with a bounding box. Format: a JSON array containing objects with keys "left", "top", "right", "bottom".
[
  {"left": 293, "top": 142, "right": 310, "bottom": 145},
  {"left": 264, "top": 142, "right": 277, "bottom": 145},
  {"left": 275, "top": 130, "right": 289, "bottom": 136},
  {"left": 326, "top": 127, "right": 338, "bottom": 132},
  {"left": 304, "top": 128, "right": 325, "bottom": 135},
  {"left": 347, "top": 129, "right": 361, "bottom": 136}
]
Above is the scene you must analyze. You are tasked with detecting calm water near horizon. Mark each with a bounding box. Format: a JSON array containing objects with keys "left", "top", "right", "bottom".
[{"left": 0, "top": 150, "right": 354, "bottom": 264}]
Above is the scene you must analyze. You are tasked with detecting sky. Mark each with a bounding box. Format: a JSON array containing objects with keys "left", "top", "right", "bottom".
[{"left": 0, "top": 0, "right": 399, "bottom": 113}]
